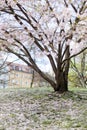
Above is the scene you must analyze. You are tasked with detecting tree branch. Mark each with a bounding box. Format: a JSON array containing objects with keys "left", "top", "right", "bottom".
[{"left": 62, "top": 47, "right": 87, "bottom": 63}]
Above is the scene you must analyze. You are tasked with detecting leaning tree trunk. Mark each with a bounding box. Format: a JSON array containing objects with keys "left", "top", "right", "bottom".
[
  {"left": 30, "top": 70, "right": 35, "bottom": 88},
  {"left": 54, "top": 44, "right": 70, "bottom": 93}
]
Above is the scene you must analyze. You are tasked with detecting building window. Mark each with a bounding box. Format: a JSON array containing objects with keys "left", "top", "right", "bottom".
[
  {"left": 15, "top": 66, "right": 19, "bottom": 71},
  {"left": 16, "top": 73, "right": 18, "bottom": 77},
  {"left": 26, "top": 81, "right": 28, "bottom": 85},
  {"left": 12, "top": 80, "right": 15, "bottom": 83},
  {"left": 10, "top": 65, "right": 15, "bottom": 70},
  {"left": 19, "top": 67, "right": 22, "bottom": 71}
]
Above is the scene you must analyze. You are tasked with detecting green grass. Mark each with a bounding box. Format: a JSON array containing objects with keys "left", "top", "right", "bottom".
[
  {"left": 42, "top": 120, "right": 52, "bottom": 125},
  {"left": 1, "top": 85, "right": 87, "bottom": 92},
  {"left": 69, "top": 86, "right": 87, "bottom": 92},
  {"left": 0, "top": 86, "right": 87, "bottom": 129}
]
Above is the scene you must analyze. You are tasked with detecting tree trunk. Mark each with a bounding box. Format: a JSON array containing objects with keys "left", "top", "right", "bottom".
[
  {"left": 54, "top": 44, "right": 70, "bottom": 93},
  {"left": 55, "top": 71, "right": 68, "bottom": 92},
  {"left": 30, "top": 70, "right": 35, "bottom": 88}
]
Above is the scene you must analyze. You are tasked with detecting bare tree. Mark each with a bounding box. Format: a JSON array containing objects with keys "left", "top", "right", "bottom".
[
  {"left": 0, "top": 53, "right": 8, "bottom": 88},
  {"left": 0, "top": 0, "right": 87, "bottom": 92},
  {"left": 69, "top": 51, "right": 87, "bottom": 88}
]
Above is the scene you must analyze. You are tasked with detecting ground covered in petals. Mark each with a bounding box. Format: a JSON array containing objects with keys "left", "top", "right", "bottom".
[{"left": 0, "top": 87, "right": 87, "bottom": 130}]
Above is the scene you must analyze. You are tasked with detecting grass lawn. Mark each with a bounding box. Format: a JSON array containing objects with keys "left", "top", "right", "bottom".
[{"left": 0, "top": 86, "right": 87, "bottom": 130}]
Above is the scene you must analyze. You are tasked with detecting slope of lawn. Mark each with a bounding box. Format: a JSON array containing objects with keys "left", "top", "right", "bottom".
[{"left": 0, "top": 87, "right": 87, "bottom": 130}]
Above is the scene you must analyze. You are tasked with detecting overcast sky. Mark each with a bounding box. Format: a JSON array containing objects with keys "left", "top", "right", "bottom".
[{"left": 5, "top": 53, "right": 52, "bottom": 73}]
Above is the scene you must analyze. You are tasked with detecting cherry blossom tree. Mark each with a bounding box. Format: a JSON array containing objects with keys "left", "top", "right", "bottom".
[{"left": 0, "top": 0, "right": 87, "bottom": 92}]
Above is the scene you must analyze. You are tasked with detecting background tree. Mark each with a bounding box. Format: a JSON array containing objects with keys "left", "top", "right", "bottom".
[
  {"left": 0, "top": 51, "right": 8, "bottom": 88},
  {"left": 0, "top": 0, "right": 87, "bottom": 92},
  {"left": 69, "top": 51, "right": 87, "bottom": 88}
]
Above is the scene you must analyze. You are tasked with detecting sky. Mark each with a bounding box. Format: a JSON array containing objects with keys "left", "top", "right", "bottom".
[{"left": 5, "top": 53, "right": 52, "bottom": 73}]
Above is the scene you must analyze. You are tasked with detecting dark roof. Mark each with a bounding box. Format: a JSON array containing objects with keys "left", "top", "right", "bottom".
[{"left": 7, "top": 62, "right": 33, "bottom": 73}]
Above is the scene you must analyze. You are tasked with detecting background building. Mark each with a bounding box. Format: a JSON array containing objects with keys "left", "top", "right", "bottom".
[{"left": 7, "top": 62, "right": 46, "bottom": 88}]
